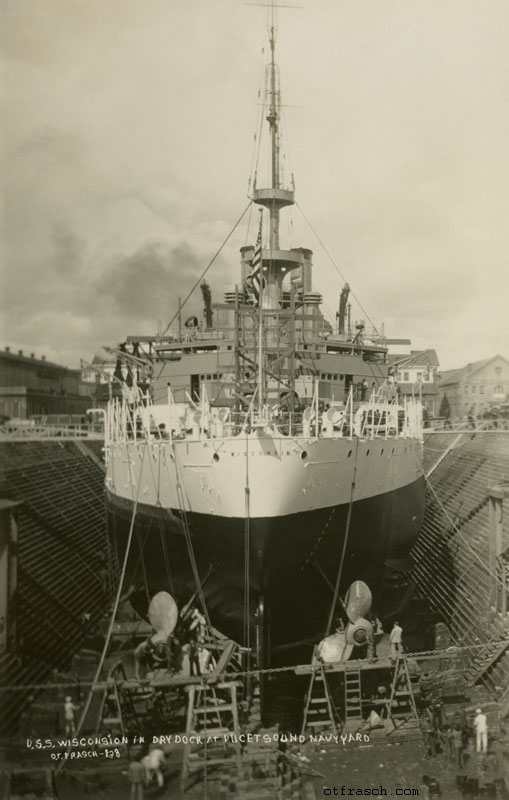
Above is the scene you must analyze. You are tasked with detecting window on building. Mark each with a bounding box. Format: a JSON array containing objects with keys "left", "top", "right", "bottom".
[
  {"left": 495, "top": 366, "right": 502, "bottom": 376},
  {"left": 403, "top": 372, "right": 409, "bottom": 382},
  {"left": 480, "top": 385, "right": 484, "bottom": 394},
  {"left": 494, "top": 385, "right": 504, "bottom": 396},
  {"left": 464, "top": 385, "right": 468, "bottom": 393},
  {"left": 472, "top": 385, "right": 477, "bottom": 394}
]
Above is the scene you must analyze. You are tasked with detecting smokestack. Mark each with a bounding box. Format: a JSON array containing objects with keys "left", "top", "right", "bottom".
[{"left": 18, "top": 350, "right": 23, "bottom": 356}]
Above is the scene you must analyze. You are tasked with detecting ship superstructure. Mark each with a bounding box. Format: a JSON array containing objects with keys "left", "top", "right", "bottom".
[{"left": 104, "top": 8, "right": 426, "bottom": 664}]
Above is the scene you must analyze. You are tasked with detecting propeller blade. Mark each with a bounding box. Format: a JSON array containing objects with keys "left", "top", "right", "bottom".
[
  {"left": 148, "top": 591, "right": 178, "bottom": 636},
  {"left": 317, "top": 632, "right": 346, "bottom": 663},
  {"left": 340, "top": 642, "right": 354, "bottom": 662},
  {"left": 344, "top": 580, "right": 372, "bottom": 624}
]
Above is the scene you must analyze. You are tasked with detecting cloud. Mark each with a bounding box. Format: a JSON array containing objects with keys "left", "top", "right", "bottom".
[
  {"left": 96, "top": 241, "right": 203, "bottom": 320},
  {"left": 2, "top": 0, "right": 509, "bottom": 371}
]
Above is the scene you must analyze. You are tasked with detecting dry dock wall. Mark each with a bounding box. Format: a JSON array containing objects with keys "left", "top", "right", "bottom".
[
  {"left": 0, "top": 440, "right": 114, "bottom": 733},
  {"left": 411, "top": 430, "right": 509, "bottom": 696}
]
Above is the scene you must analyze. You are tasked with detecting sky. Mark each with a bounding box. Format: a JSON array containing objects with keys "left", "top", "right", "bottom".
[{"left": 2, "top": 0, "right": 509, "bottom": 371}]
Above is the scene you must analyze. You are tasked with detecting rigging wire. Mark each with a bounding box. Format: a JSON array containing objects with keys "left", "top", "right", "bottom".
[
  {"left": 243, "top": 430, "right": 252, "bottom": 674},
  {"left": 4, "top": 638, "right": 504, "bottom": 693},
  {"left": 247, "top": 43, "right": 270, "bottom": 195},
  {"left": 56, "top": 442, "right": 148, "bottom": 773},
  {"left": 324, "top": 437, "right": 360, "bottom": 637},
  {"left": 295, "top": 201, "right": 381, "bottom": 336},
  {"left": 169, "top": 440, "right": 212, "bottom": 630},
  {"left": 162, "top": 201, "right": 253, "bottom": 336},
  {"left": 411, "top": 440, "right": 503, "bottom": 586}
]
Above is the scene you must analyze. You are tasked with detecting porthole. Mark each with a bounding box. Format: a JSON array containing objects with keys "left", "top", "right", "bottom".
[
  {"left": 213, "top": 453, "right": 220, "bottom": 463},
  {"left": 366, "top": 449, "right": 370, "bottom": 456},
  {"left": 391, "top": 448, "right": 395, "bottom": 455},
  {"left": 347, "top": 450, "right": 352, "bottom": 458},
  {"left": 301, "top": 451, "right": 308, "bottom": 460},
  {"left": 380, "top": 449, "right": 384, "bottom": 455}
]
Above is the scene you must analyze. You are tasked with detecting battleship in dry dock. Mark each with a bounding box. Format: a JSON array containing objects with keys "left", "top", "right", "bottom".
[{"left": 104, "top": 12, "right": 425, "bottom": 668}]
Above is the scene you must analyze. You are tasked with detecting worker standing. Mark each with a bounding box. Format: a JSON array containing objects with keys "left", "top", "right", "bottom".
[
  {"left": 450, "top": 725, "right": 464, "bottom": 769},
  {"left": 189, "top": 608, "right": 206, "bottom": 643},
  {"left": 63, "top": 696, "right": 79, "bottom": 737},
  {"left": 473, "top": 708, "right": 488, "bottom": 753},
  {"left": 189, "top": 638, "right": 201, "bottom": 676},
  {"left": 142, "top": 747, "right": 165, "bottom": 788},
  {"left": 389, "top": 621, "right": 403, "bottom": 660},
  {"left": 128, "top": 758, "right": 145, "bottom": 800}
]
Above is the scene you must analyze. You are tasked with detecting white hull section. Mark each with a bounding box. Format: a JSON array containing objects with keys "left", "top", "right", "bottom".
[{"left": 106, "top": 433, "right": 423, "bottom": 519}]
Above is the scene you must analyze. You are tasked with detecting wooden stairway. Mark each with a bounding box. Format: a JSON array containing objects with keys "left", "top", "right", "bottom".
[
  {"left": 180, "top": 681, "right": 243, "bottom": 790},
  {"left": 301, "top": 652, "right": 341, "bottom": 736},
  {"left": 343, "top": 664, "right": 363, "bottom": 731},
  {"left": 387, "top": 657, "right": 420, "bottom": 735},
  {"left": 464, "top": 635, "right": 509, "bottom": 686}
]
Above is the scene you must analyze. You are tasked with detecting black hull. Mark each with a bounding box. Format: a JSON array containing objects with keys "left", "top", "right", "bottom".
[{"left": 106, "top": 476, "right": 425, "bottom": 655}]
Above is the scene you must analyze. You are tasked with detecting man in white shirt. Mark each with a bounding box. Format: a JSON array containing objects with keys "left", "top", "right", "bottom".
[
  {"left": 473, "top": 708, "right": 488, "bottom": 753},
  {"left": 389, "top": 621, "right": 403, "bottom": 660},
  {"left": 142, "top": 747, "right": 165, "bottom": 788},
  {"left": 64, "top": 696, "right": 79, "bottom": 737}
]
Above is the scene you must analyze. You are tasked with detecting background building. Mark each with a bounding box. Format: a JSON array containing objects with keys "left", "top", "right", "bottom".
[
  {"left": 0, "top": 347, "right": 93, "bottom": 420},
  {"left": 439, "top": 355, "right": 509, "bottom": 419},
  {"left": 389, "top": 349, "right": 441, "bottom": 416}
]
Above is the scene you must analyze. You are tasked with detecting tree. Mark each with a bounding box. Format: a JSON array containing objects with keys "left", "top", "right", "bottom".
[{"left": 439, "top": 393, "right": 451, "bottom": 419}]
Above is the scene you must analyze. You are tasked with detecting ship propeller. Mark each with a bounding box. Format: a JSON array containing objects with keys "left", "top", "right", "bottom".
[
  {"left": 147, "top": 591, "right": 179, "bottom": 650},
  {"left": 317, "top": 580, "right": 373, "bottom": 664}
]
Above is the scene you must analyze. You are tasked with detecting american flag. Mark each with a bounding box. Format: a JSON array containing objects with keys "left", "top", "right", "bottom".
[{"left": 247, "top": 213, "right": 265, "bottom": 307}]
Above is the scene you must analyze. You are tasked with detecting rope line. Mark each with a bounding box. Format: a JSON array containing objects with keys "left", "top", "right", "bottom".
[
  {"left": 170, "top": 440, "right": 211, "bottom": 631},
  {"left": 2, "top": 638, "right": 506, "bottom": 694},
  {"left": 56, "top": 442, "right": 148, "bottom": 772},
  {"left": 324, "top": 438, "right": 360, "bottom": 637},
  {"left": 412, "top": 446, "right": 503, "bottom": 587},
  {"left": 295, "top": 201, "right": 380, "bottom": 335},
  {"left": 162, "top": 201, "right": 253, "bottom": 335}
]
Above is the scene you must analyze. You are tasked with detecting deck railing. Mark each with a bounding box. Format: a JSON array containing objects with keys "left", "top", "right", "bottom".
[
  {"left": 105, "top": 391, "right": 424, "bottom": 445},
  {"left": 426, "top": 418, "right": 509, "bottom": 433},
  {"left": 0, "top": 422, "right": 104, "bottom": 441}
]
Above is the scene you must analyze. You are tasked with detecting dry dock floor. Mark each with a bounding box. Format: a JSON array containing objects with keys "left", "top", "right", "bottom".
[{"left": 5, "top": 733, "right": 501, "bottom": 799}]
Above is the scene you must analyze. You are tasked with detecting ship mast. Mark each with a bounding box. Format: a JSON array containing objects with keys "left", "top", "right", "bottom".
[
  {"left": 249, "top": 1, "right": 310, "bottom": 407},
  {"left": 267, "top": 8, "right": 280, "bottom": 250}
]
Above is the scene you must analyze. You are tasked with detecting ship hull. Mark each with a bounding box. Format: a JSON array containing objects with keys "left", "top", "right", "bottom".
[{"left": 106, "top": 473, "right": 425, "bottom": 651}]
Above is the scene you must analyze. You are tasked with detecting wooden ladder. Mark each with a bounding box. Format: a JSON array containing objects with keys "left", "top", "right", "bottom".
[
  {"left": 387, "top": 656, "right": 420, "bottom": 733},
  {"left": 344, "top": 664, "right": 363, "bottom": 725},
  {"left": 180, "top": 680, "right": 243, "bottom": 790},
  {"left": 301, "top": 653, "right": 340, "bottom": 736},
  {"left": 94, "top": 661, "right": 150, "bottom": 747},
  {"left": 95, "top": 661, "right": 128, "bottom": 739}
]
